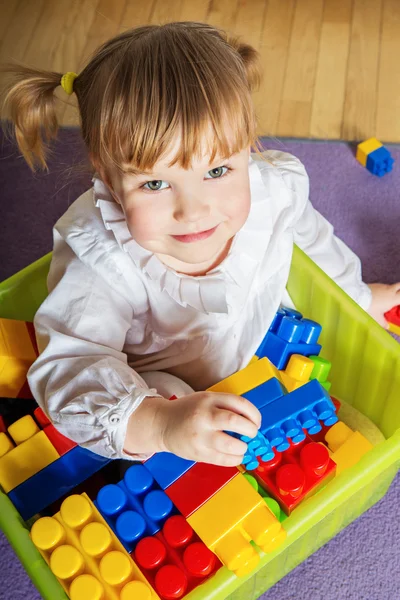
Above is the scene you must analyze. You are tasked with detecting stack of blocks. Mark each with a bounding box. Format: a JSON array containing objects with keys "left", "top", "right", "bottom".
[
  {"left": 0, "top": 307, "right": 375, "bottom": 600},
  {"left": 0, "top": 407, "right": 110, "bottom": 520},
  {"left": 356, "top": 137, "right": 394, "bottom": 177}
]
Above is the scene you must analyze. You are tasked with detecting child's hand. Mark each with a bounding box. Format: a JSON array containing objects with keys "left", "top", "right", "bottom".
[
  {"left": 367, "top": 283, "right": 400, "bottom": 328},
  {"left": 124, "top": 392, "right": 261, "bottom": 466}
]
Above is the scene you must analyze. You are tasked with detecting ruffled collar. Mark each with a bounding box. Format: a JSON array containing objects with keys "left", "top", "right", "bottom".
[{"left": 92, "top": 156, "right": 272, "bottom": 314}]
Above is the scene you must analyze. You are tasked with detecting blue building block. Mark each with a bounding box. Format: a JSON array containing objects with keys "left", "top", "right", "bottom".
[
  {"left": 259, "top": 379, "right": 338, "bottom": 448},
  {"left": 8, "top": 446, "right": 110, "bottom": 520},
  {"left": 241, "top": 430, "right": 276, "bottom": 469},
  {"left": 256, "top": 314, "right": 322, "bottom": 369},
  {"left": 95, "top": 463, "right": 177, "bottom": 552},
  {"left": 244, "top": 377, "right": 287, "bottom": 410},
  {"left": 143, "top": 452, "right": 195, "bottom": 490},
  {"left": 366, "top": 146, "right": 394, "bottom": 177}
]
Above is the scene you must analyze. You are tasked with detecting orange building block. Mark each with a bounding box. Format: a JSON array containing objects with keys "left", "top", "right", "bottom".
[
  {"left": 0, "top": 318, "right": 38, "bottom": 397},
  {"left": 325, "top": 421, "right": 373, "bottom": 475},
  {"left": 30, "top": 493, "right": 159, "bottom": 600},
  {"left": 187, "top": 473, "right": 286, "bottom": 577},
  {"left": 0, "top": 415, "right": 59, "bottom": 492}
]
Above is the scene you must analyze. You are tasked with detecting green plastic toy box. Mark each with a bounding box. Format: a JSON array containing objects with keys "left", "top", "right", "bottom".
[{"left": 0, "top": 245, "right": 399, "bottom": 600}]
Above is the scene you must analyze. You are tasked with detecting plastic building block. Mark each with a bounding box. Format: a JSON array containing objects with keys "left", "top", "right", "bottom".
[
  {"left": 258, "top": 379, "right": 338, "bottom": 450},
  {"left": 256, "top": 310, "right": 322, "bottom": 369},
  {"left": 30, "top": 493, "right": 158, "bottom": 600},
  {"left": 207, "top": 357, "right": 281, "bottom": 396},
  {"left": 8, "top": 445, "right": 110, "bottom": 520},
  {"left": 134, "top": 515, "right": 220, "bottom": 599},
  {"left": 356, "top": 137, "right": 382, "bottom": 166},
  {"left": 240, "top": 430, "right": 276, "bottom": 469},
  {"left": 34, "top": 407, "right": 77, "bottom": 455},
  {"left": 356, "top": 138, "right": 394, "bottom": 176},
  {"left": 243, "top": 376, "right": 287, "bottom": 410},
  {"left": 325, "top": 421, "right": 373, "bottom": 475},
  {"left": 242, "top": 473, "right": 287, "bottom": 523},
  {"left": 95, "top": 464, "right": 177, "bottom": 552},
  {"left": 0, "top": 415, "right": 6, "bottom": 434},
  {"left": 308, "top": 355, "right": 332, "bottom": 391},
  {"left": 308, "top": 396, "right": 341, "bottom": 443},
  {"left": 366, "top": 146, "right": 394, "bottom": 176},
  {"left": 143, "top": 453, "right": 195, "bottom": 490},
  {"left": 253, "top": 436, "right": 336, "bottom": 514},
  {"left": 385, "top": 305, "right": 400, "bottom": 335},
  {"left": 0, "top": 415, "right": 60, "bottom": 492},
  {"left": 187, "top": 473, "right": 286, "bottom": 577},
  {"left": 0, "top": 318, "right": 38, "bottom": 397},
  {"left": 165, "top": 462, "right": 240, "bottom": 518},
  {"left": 279, "top": 354, "right": 315, "bottom": 392}
]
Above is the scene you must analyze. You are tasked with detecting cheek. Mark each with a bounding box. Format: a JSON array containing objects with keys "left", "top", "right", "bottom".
[
  {"left": 223, "top": 183, "right": 251, "bottom": 223},
  {"left": 124, "top": 204, "right": 160, "bottom": 242}
]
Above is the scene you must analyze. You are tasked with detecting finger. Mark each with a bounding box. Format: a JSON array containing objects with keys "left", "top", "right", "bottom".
[
  {"left": 212, "top": 430, "right": 249, "bottom": 455},
  {"left": 214, "top": 409, "right": 259, "bottom": 440},
  {"left": 213, "top": 393, "right": 262, "bottom": 428},
  {"left": 201, "top": 445, "right": 245, "bottom": 467}
]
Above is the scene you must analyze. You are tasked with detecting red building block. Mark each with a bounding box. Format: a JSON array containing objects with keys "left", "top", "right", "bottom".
[
  {"left": 0, "top": 416, "right": 6, "bottom": 434},
  {"left": 165, "top": 462, "right": 240, "bottom": 518},
  {"left": 34, "top": 407, "right": 77, "bottom": 455},
  {"left": 253, "top": 435, "right": 336, "bottom": 515},
  {"left": 134, "top": 515, "right": 220, "bottom": 600}
]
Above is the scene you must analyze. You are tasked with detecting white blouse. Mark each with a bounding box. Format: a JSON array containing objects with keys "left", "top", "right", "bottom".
[{"left": 27, "top": 151, "right": 372, "bottom": 460}]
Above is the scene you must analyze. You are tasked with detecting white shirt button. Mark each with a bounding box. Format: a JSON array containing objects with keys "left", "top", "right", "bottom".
[{"left": 109, "top": 414, "right": 120, "bottom": 424}]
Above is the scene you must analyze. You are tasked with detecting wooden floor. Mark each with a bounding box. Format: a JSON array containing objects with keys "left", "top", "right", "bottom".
[{"left": 1, "top": 0, "right": 400, "bottom": 142}]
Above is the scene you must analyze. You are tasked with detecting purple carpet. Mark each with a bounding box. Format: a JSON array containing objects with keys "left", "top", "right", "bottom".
[{"left": 0, "top": 130, "right": 399, "bottom": 599}]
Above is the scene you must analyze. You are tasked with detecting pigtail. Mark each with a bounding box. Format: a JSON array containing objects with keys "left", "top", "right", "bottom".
[
  {"left": 0, "top": 63, "right": 67, "bottom": 172},
  {"left": 226, "top": 35, "right": 262, "bottom": 92}
]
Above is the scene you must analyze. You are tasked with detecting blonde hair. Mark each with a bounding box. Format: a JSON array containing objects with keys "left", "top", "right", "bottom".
[{"left": 1, "top": 22, "right": 263, "bottom": 177}]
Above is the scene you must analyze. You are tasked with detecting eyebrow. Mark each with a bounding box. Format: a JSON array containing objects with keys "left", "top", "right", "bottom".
[{"left": 123, "top": 155, "right": 233, "bottom": 177}]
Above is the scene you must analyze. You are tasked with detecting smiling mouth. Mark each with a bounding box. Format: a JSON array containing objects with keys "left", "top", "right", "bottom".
[{"left": 171, "top": 225, "right": 219, "bottom": 243}]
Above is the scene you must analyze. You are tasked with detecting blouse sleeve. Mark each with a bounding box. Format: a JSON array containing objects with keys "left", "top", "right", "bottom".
[
  {"left": 27, "top": 232, "right": 160, "bottom": 460},
  {"left": 275, "top": 150, "right": 372, "bottom": 311}
]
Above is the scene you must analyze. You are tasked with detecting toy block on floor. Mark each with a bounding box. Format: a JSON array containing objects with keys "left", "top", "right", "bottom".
[
  {"left": 256, "top": 308, "right": 322, "bottom": 369},
  {"left": 385, "top": 305, "right": 400, "bottom": 335},
  {"left": 325, "top": 421, "right": 373, "bottom": 475},
  {"left": 0, "top": 414, "right": 60, "bottom": 492},
  {"left": 187, "top": 473, "right": 286, "bottom": 577},
  {"left": 34, "top": 407, "right": 77, "bottom": 455},
  {"left": 8, "top": 445, "right": 110, "bottom": 520},
  {"left": 258, "top": 379, "right": 338, "bottom": 451},
  {"left": 0, "top": 319, "right": 38, "bottom": 398},
  {"left": 356, "top": 138, "right": 394, "bottom": 176},
  {"left": 252, "top": 436, "right": 336, "bottom": 515},
  {"left": 207, "top": 357, "right": 281, "bottom": 396},
  {"left": 134, "top": 515, "right": 221, "bottom": 599},
  {"left": 95, "top": 464, "right": 178, "bottom": 553},
  {"left": 143, "top": 452, "right": 195, "bottom": 490},
  {"left": 165, "top": 462, "right": 240, "bottom": 518},
  {"left": 31, "top": 492, "right": 159, "bottom": 600}
]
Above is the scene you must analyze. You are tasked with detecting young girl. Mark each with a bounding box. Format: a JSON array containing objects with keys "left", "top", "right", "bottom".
[{"left": 2, "top": 22, "right": 399, "bottom": 467}]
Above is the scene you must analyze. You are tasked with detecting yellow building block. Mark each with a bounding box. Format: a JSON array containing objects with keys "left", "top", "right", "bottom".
[
  {"left": 0, "top": 428, "right": 59, "bottom": 492},
  {"left": 0, "top": 318, "right": 38, "bottom": 397},
  {"left": 8, "top": 415, "right": 40, "bottom": 444},
  {"left": 388, "top": 321, "right": 400, "bottom": 336},
  {"left": 325, "top": 421, "right": 373, "bottom": 476},
  {"left": 356, "top": 137, "right": 382, "bottom": 167},
  {"left": 279, "top": 354, "right": 314, "bottom": 391},
  {"left": 0, "top": 433, "right": 14, "bottom": 458},
  {"left": 207, "top": 357, "right": 281, "bottom": 396},
  {"left": 187, "top": 473, "right": 286, "bottom": 577},
  {"left": 0, "top": 318, "right": 37, "bottom": 361},
  {"left": 31, "top": 493, "right": 158, "bottom": 600}
]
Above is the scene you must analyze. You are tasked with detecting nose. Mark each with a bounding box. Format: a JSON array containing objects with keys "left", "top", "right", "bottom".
[{"left": 173, "top": 191, "right": 211, "bottom": 224}]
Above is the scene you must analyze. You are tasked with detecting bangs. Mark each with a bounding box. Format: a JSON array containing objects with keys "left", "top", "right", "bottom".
[{"left": 88, "top": 24, "right": 261, "bottom": 175}]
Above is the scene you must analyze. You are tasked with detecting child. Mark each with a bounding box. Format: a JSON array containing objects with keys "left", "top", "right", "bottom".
[{"left": 2, "top": 22, "right": 399, "bottom": 466}]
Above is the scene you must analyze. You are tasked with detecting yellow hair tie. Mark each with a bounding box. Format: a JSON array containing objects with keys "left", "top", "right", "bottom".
[{"left": 61, "top": 72, "right": 78, "bottom": 95}]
